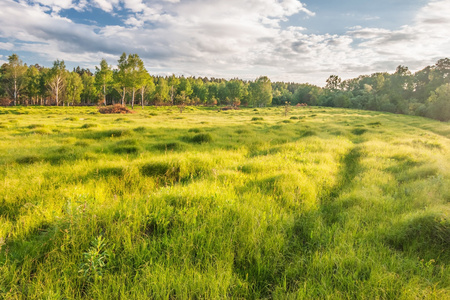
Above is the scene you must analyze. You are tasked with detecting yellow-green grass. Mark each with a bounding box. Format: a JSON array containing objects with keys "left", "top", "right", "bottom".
[{"left": 0, "top": 106, "right": 449, "bottom": 299}]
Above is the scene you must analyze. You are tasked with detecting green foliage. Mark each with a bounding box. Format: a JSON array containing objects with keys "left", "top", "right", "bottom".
[
  {"left": 1, "top": 53, "right": 449, "bottom": 124},
  {"left": 426, "top": 83, "right": 450, "bottom": 121},
  {"left": 79, "top": 236, "right": 110, "bottom": 282}
]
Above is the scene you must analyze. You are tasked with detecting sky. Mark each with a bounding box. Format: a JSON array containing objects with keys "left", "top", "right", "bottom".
[{"left": 0, "top": 0, "right": 449, "bottom": 86}]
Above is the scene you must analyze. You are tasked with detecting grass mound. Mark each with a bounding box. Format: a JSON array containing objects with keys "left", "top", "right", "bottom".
[
  {"left": 141, "top": 162, "right": 181, "bottom": 182},
  {"left": 154, "top": 141, "right": 187, "bottom": 151},
  {"left": 16, "top": 155, "right": 42, "bottom": 164},
  {"left": 95, "top": 166, "right": 125, "bottom": 178},
  {"left": 113, "top": 145, "right": 142, "bottom": 154},
  {"left": 188, "top": 128, "right": 203, "bottom": 133},
  {"left": 385, "top": 210, "right": 450, "bottom": 261},
  {"left": 81, "top": 123, "right": 98, "bottom": 129},
  {"left": 352, "top": 128, "right": 368, "bottom": 135},
  {"left": 189, "top": 133, "right": 213, "bottom": 144},
  {"left": 141, "top": 158, "right": 211, "bottom": 183}
]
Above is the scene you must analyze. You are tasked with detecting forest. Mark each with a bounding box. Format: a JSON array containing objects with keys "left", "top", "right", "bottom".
[{"left": 1, "top": 53, "right": 449, "bottom": 121}]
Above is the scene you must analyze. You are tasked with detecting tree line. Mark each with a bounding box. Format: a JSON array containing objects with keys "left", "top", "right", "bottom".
[
  {"left": 0, "top": 53, "right": 273, "bottom": 109},
  {"left": 1, "top": 53, "right": 449, "bottom": 121}
]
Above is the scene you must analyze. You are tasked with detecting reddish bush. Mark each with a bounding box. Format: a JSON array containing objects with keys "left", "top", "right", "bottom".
[
  {"left": 98, "top": 104, "right": 134, "bottom": 114},
  {"left": 0, "top": 98, "right": 12, "bottom": 106},
  {"left": 221, "top": 106, "right": 240, "bottom": 111}
]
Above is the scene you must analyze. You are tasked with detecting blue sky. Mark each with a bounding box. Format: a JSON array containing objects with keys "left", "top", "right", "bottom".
[{"left": 0, "top": 0, "right": 448, "bottom": 85}]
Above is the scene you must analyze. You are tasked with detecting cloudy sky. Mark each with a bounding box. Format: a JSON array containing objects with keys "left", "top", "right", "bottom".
[{"left": 0, "top": 0, "right": 449, "bottom": 85}]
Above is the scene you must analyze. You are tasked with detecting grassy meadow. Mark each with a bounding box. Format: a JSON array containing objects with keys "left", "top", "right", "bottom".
[{"left": 0, "top": 105, "right": 449, "bottom": 299}]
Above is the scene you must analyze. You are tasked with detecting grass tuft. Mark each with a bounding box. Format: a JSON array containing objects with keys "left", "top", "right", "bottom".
[{"left": 189, "top": 133, "right": 213, "bottom": 144}]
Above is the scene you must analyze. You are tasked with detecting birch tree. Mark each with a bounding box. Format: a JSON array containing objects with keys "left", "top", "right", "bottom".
[
  {"left": 95, "top": 59, "right": 113, "bottom": 105},
  {"left": 117, "top": 53, "right": 129, "bottom": 106},
  {"left": 140, "top": 72, "right": 155, "bottom": 108},
  {"left": 2, "top": 54, "right": 27, "bottom": 105},
  {"left": 47, "top": 60, "right": 67, "bottom": 106}
]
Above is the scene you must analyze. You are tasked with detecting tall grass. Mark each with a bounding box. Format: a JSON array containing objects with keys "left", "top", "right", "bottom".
[{"left": 0, "top": 106, "right": 449, "bottom": 299}]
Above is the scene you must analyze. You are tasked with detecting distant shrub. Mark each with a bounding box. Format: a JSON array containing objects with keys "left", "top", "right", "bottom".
[
  {"left": 221, "top": 106, "right": 240, "bottom": 111},
  {"left": 368, "top": 121, "right": 382, "bottom": 126},
  {"left": 188, "top": 128, "right": 203, "bottom": 133},
  {"left": 282, "top": 120, "right": 293, "bottom": 123},
  {"left": 290, "top": 116, "right": 299, "bottom": 120},
  {"left": 0, "top": 97, "right": 11, "bottom": 106},
  {"left": 98, "top": 104, "right": 133, "bottom": 114},
  {"left": 190, "top": 133, "right": 213, "bottom": 144},
  {"left": 251, "top": 117, "right": 264, "bottom": 121}
]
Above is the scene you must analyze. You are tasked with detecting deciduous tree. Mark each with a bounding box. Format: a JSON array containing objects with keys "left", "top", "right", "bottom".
[
  {"left": 2, "top": 54, "right": 27, "bottom": 105},
  {"left": 65, "top": 72, "right": 83, "bottom": 106},
  {"left": 95, "top": 59, "right": 113, "bottom": 105},
  {"left": 47, "top": 60, "right": 67, "bottom": 106}
]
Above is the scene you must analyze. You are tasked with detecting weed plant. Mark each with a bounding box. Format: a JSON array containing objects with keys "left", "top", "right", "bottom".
[{"left": 0, "top": 106, "right": 449, "bottom": 299}]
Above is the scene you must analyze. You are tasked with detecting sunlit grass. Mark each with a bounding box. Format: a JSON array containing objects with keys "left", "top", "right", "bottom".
[{"left": 0, "top": 106, "right": 449, "bottom": 299}]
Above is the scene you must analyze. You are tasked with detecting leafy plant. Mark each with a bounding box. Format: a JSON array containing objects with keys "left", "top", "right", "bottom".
[{"left": 79, "top": 236, "right": 109, "bottom": 282}]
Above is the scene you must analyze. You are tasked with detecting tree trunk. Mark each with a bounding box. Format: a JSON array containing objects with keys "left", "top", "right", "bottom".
[
  {"left": 13, "top": 78, "right": 17, "bottom": 106},
  {"left": 121, "top": 87, "right": 126, "bottom": 106},
  {"left": 103, "top": 84, "right": 106, "bottom": 105},
  {"left": 132, "top": 87, "right": 135, "bottom": 109},
  {"left": 141, "top": 87, "right": 145, "bottom": 109}
]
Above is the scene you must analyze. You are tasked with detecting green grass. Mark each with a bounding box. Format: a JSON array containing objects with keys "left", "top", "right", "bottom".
[{"left": 0, "top": 106, "right": 449, "bottom": 299}]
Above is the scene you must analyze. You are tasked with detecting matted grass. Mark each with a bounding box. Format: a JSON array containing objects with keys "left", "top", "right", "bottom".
[{"left": 0, "top": 106, "right": 449, "bottom": 299}]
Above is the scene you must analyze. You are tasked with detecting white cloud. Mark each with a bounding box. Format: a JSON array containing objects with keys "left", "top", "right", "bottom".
[
  {"left": 91, "top": 0, "right": 120, "bottom": 12},
  {"left": 347, "top": 0, "right": 450, "bottom": 70},
  {"left": 0, "top": 0, "right": 449, "bottom": 85},
  {"left": 0, "top": 42, "right": 14, "bottom": 51}
]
